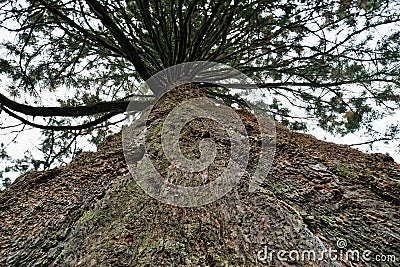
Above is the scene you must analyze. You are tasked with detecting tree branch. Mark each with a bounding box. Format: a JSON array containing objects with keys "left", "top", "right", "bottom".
[
  {"left": 348, "top": 137, "right": 398, "bottom": 147},
  {"left": 0, "top": 93, "right": 153, "bottom": 117},
  {"left": 2, "top": 106, "right": 120, "bottom": 131},
  {"left": 84, "top": 0, "right": 154, "bottom": 84}
]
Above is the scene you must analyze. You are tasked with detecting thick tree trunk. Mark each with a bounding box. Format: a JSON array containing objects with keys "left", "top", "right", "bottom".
[{"left": 1, "top": 88, "right": 399, "bottom": 266}]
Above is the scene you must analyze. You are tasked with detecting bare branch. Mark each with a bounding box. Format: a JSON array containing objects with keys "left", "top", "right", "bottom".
[{"left": 0, "top": 93, "right": 153, "bottom": 117}]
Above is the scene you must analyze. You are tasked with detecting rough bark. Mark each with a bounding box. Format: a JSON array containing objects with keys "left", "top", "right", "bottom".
[{"left": 0, "top": 87, "right": 399, "bottom": 266}]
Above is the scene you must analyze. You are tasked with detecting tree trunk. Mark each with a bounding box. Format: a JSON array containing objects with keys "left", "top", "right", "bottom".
[{"left": 1, "top": 88, "right": 399, "bottom": 266}]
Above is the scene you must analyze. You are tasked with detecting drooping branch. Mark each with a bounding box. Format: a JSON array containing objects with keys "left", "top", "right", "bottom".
[
  {"left": 2, "top": 106, "right": 119, "bottom": 131},
  {"left": 0, "top": 93, "right": 153, "bottom": 117}
]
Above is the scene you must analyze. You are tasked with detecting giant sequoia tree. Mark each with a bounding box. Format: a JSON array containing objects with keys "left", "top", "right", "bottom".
[{"left": 1, "top": 0, "right": 400, "bottom": 184}]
